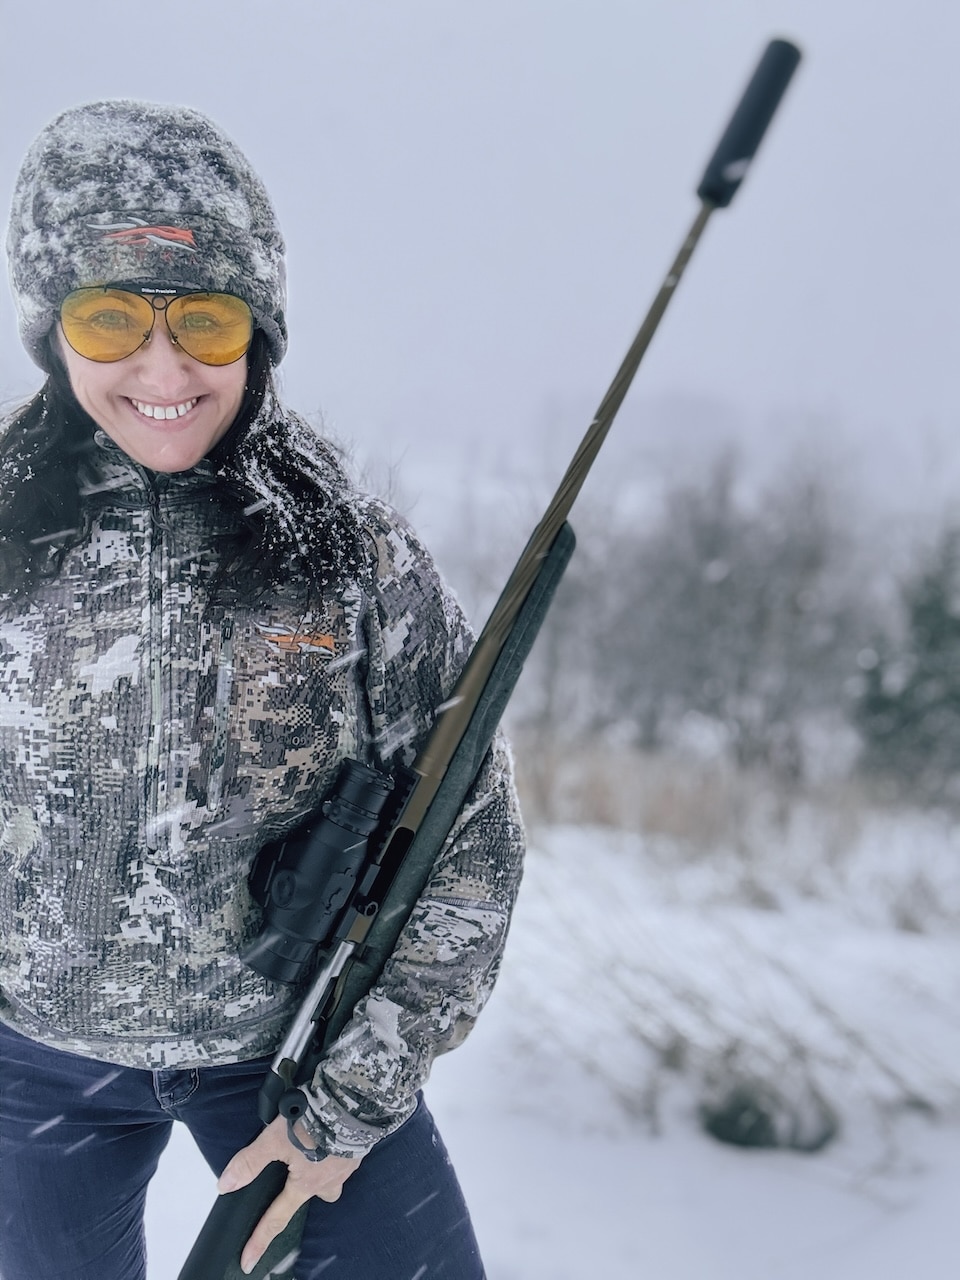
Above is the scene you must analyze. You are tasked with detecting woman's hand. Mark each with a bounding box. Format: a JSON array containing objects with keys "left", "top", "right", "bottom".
[{"left": 217, "top": 1114, "right": 362, "bottom": 1275}]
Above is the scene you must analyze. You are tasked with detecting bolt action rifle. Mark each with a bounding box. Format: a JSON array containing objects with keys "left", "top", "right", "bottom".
[{"left": 178, "top": 37, "right": 801, "bottom": 1280}]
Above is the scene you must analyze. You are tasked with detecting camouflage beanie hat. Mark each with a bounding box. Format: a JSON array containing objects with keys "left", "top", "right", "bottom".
[{"left": 6, "top": 99, "right": 287, "bottom": 371}]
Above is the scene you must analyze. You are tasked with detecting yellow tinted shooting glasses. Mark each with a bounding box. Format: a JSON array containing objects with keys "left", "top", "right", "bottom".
[{"left": 59, "top": 285, "right": 254, "bottom": 366}]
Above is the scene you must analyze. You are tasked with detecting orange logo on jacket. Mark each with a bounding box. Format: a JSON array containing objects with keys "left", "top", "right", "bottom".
[{"left": 256, "top": 624, "right": 336, "bottom": 657}]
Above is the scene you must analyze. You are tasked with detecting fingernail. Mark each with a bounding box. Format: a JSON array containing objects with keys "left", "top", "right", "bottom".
[
  {"left": 217, "top": 1171, "right": 238, "bottom": 1193},
  {"left": 240, "top": 1256, "right": 256, "bottom": 1276}
]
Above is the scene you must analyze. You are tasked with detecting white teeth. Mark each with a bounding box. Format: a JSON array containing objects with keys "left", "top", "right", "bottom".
[{"left": 133, "top": 398, "right": 198, "bottom": 420}]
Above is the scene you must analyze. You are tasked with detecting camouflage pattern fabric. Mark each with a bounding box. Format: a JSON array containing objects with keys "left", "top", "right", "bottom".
[{"left": 0, "top": 426, "right": 524, "bottom": 1156}]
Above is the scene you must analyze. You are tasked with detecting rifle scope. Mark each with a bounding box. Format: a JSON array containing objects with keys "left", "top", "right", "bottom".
[{"left": 242, "top": 758, "right": 394, "bottom": 985}]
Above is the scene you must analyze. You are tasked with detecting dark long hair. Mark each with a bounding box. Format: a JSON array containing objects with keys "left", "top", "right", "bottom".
[{"left": 0, "top": 331, "right": 368, "bottom": 606}]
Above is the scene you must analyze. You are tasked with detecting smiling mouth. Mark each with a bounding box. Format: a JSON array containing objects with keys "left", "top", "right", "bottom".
[{"left": 130, "top": 397, "right": 200, "bottom": 421}]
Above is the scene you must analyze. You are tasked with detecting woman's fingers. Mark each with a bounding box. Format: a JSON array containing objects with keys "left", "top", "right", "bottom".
[
  {"left": 219, "top": 1117, "right": 363, "bottom": 1272},
  {"left": 239, "top": 1182, "right": 310, "bottom": 1274}
]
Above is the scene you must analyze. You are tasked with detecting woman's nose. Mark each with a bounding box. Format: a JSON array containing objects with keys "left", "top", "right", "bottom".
[{"left": 130, "top": 322, "right": 196, "bottom": 392}]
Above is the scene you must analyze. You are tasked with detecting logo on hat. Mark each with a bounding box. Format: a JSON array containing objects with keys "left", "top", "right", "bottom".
[{"left": 88, "top": 218, "right": 197, "bottom": 251}]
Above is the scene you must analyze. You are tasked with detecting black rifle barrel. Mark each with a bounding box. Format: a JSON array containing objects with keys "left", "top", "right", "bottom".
[
  {"left": 416, "top": 36, "right": 801, "bottom": 788},
  {"left": 177, "top": 35, "right": 801, "bottom": 1280}
]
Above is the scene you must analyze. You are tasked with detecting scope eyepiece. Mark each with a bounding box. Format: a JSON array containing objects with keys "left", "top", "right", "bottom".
[{"left": 242, "top": 758, "right": 394, "bottom": 985}]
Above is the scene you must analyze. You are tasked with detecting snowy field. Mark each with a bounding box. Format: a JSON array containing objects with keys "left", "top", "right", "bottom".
[{"left": 146, "top": 823, "right": 960, "bottom": 1279}]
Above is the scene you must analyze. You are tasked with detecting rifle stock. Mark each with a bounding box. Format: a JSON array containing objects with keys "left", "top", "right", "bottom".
[
  {"left": 321, "top": 520, "right": 577, "bottom": 1049},
  {"left": 177, "top": 1163, "right": 297, "bottom": 1280}
]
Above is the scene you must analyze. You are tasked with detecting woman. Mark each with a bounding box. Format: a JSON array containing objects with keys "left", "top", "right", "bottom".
[{"left": 0, "top": 100, "right": 523, "bottom": 1279}]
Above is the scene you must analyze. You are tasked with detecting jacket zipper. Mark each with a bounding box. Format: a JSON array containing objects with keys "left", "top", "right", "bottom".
[
  {"left": 206, "top": 617, "right": 234, "bottom": 812},
  {"left": 145, "top": 479, "right": 169, "bottom": 851}
]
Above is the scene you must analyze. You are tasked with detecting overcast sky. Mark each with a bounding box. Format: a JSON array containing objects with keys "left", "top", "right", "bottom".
[{"left": 2, "top": 0, "right": 958, "bottom": 535}]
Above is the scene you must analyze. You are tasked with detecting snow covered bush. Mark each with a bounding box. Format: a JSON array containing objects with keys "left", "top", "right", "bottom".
[
  {"left": 856, "top": 524, "right": 960, "bottom": 805},
  {"left": 503, "top": 451, "right": 879, "bottom": 793}
]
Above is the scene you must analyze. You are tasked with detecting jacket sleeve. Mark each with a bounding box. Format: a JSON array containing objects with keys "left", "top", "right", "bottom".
[{"left": 299, "top": 500, "right": 526, "bottom": 1158}]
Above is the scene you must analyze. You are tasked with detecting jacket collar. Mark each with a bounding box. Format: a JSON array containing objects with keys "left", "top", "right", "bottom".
[{"left": 80, "top": 428, "right": 220, "bottom": 502}]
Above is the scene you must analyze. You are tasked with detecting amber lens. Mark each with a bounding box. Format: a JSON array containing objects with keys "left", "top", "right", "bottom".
[
  {"left": 60, "top": 288, "right": 156, "bottom": 362},
  {"left": 165, "top": 293, "right": 254, "bottom": 365}
]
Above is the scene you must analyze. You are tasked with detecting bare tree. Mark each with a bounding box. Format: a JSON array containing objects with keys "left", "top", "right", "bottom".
[{"left": 513, "top": 450, "right": 874, "bottom": 785}]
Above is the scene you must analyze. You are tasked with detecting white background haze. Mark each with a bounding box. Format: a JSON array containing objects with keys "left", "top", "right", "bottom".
[{"left": 2, "top": 0, "right": 960, "bottom": 534}]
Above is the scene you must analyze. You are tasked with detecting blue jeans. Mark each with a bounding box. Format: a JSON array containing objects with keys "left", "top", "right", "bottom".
[{"left": 0, "top": 1019, "right": 485, "bottom": 1280}]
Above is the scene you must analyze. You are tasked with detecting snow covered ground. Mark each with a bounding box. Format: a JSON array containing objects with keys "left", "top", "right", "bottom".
[{"left": 146, "top": 822, "right": 960, "bottom": 1279}]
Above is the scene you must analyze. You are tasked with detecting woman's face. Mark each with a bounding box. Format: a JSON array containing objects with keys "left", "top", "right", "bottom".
[{"left": 56, "top": 322, "right": 247, "bottom": 473}]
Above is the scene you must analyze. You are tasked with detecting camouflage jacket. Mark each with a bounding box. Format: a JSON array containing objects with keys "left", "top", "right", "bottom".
[{"left": 0, "top": 424, "right": 524, "bottom": 1156}]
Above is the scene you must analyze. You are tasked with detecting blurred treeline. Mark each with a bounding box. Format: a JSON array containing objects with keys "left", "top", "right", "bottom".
[{"left": 444, "top": 446, "right": 960, "bottom": 827}]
